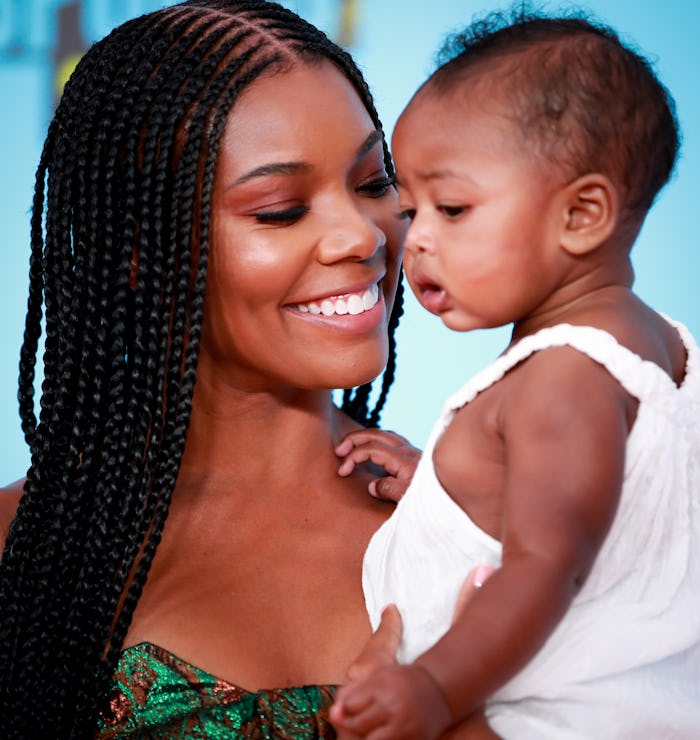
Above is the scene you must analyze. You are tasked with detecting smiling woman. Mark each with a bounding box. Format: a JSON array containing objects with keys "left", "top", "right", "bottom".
[
  {"left": 202, "top": 61, "right": 402, "bottom": 393},
  {"left": 0, "top": 2, "right": 406, "bottom": 737}
]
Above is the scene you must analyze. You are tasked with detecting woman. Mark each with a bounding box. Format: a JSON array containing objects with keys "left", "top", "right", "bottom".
[{"left": 0, "top": 1, "right": 405, "bottom": 736}]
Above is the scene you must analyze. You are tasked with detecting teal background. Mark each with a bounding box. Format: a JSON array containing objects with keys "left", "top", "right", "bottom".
[{"left": 1, "top": 0, "right": 698, "bottom": 481}]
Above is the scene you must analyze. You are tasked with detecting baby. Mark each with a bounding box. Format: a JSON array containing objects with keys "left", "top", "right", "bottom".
[{"left": 332, "top": 9, "right": 700, "bottom": 739}]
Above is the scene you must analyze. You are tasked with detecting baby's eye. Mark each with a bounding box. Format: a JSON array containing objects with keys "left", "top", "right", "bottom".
[
  {"left": 254, "top": 205, "right": 309, "bottom": 225},
  {"left": 358, "top": 175, "right": 396, "bottom": 198},
  {"left": 398, "top": 208, "right": 416, "bottom": 221},
  {"left": 438, "top": 205, "right": 468, "bottom": 218}
]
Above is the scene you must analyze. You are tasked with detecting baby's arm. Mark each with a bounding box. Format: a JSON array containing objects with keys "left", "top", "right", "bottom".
[
  {"left": 336, "top": 428, "right": 421, "bottom": 501},
  {"left": 332, "top": 347, "right": 631, "bottom": 738}
]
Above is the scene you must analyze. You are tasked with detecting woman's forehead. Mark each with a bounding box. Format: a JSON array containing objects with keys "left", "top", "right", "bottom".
[{"left": 217, "top": 60, "right": 377, "bottom": 175}]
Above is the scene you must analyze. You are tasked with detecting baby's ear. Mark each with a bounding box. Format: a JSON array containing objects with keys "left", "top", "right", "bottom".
[{"left": 560, "top": 173, "right": 618, "bottom": 256}]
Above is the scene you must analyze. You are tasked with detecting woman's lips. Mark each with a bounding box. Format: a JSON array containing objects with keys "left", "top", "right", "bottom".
[{"left": 284, "top": 281, "right": 387, "bottom": 334}]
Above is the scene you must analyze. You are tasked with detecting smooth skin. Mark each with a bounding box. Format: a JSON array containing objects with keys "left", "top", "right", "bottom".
[
  {"left": 0, "top": 60, "right": 406, "bottom": 692},
  {"left": 331, "top": 80, "right": 687, "bottom": 738}
]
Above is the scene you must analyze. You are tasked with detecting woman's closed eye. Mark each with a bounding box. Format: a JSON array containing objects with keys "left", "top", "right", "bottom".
[
  {"left": 254, "top": 204, "right": 309, "bottom": 225},
  {"left": 357, "top": 175, "right": 396, "bottom": 198}
]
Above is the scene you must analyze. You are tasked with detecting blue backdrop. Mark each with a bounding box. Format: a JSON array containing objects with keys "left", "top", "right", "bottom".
[{"left": 1, "top": 0, "right": 698, "bottom": 481}]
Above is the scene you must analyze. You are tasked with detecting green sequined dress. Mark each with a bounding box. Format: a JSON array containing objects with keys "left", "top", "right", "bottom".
[{"left": 96, "top": 642, "right": 338, "bottom": 738}]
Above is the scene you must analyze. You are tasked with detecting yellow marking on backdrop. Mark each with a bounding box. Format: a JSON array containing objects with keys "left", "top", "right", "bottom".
[
  {"left": 338, "top": 0, "right": 359, "bottom": 47},
  {"left": 55, "top": 53, "right": 82, "bottom": 98}
]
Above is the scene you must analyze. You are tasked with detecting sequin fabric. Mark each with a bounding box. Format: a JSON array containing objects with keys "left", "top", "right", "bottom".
[{"left": 96, "top": 642, "right": 338, "bottom": 738}]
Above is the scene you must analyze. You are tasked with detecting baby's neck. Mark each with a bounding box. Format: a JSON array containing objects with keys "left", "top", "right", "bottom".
[{"left": 511, "top": 283, "right": 636, "bottom": 344}]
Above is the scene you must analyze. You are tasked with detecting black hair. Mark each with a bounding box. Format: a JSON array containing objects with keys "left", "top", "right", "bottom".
[
  {"left": 0, "top": 1, "right": 403, "bottom": 736},
  {"left": 424, "top": 4, "right": 680, "bottom": 217}
]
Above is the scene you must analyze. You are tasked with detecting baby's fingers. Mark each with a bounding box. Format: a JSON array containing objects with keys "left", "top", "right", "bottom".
[
  {"left": 331, "top": 688, "right": 389, "bottom": 738},
  {"left": 335, "top": 428, "right": 413, "bottom": 457},
  {"left": 337, "top": 445, "right": 408, "bottom": 478},
  {"left": 369, "top": 476, "right": 410, "bottom": 503}
]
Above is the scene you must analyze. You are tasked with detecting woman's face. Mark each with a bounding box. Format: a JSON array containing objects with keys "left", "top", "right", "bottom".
[{"left": 201, "top": 60, "right": 404, "bottom": 393}]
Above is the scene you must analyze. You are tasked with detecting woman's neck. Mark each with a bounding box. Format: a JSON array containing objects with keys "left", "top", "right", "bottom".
[{"left": 178, "top": 368, "right": 353, "bottom": 488}]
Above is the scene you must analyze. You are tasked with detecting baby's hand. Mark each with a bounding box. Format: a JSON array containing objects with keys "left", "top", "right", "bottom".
[
  {"left": 331, "top": 663, "right": 451, "bottom": 740},
  {"left": 336, "top": 429, "right": 421, "bottom": 502}
]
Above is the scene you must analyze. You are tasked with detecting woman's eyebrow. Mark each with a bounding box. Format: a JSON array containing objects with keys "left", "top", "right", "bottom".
[
  {"left": 355, "top": 130, "right": 383, "bottom": 162},
  {"left": 227, "top": 161, "right": 312, "bottom": 189},
  {"left": 227, "top": 130, "right": 382, "bottom": 190}
]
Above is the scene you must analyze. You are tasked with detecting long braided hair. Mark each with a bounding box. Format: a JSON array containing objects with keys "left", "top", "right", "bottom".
[{"left": 0, "top": 1, "right": 403, "bottom": 735}]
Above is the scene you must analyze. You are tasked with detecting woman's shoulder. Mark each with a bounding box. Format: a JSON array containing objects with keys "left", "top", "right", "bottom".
[{"left": 0, "top": 478, "right": 25, "bottom": 549}]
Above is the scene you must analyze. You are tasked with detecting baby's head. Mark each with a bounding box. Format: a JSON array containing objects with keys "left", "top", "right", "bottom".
[
  {"left": 392, "top": 9, "right": 681, "bottom": 331},
  {"left": 415, "top": 9, "right": 679, "bottom": 231}
]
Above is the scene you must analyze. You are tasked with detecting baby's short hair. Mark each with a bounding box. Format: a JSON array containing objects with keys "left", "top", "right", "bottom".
[{"left": 425, "top": 8, "right": 680, "bottom": 217}]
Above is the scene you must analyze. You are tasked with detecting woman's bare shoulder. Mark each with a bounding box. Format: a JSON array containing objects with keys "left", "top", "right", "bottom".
[{"left": 0, "top": 478, "right": 25, "bottom": 549}]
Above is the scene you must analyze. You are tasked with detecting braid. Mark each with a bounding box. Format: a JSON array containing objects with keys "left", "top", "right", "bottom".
[
  {"left": 0, "top": 2, "right": 401, "bottom": 735},
  {"left": 368, "top": 279, "right": 404, "bottom": 427}
]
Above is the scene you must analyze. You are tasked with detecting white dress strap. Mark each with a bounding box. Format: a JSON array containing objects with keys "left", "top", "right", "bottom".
[{"left": 441, "top": 321, "right": 698, "bottom": 422}]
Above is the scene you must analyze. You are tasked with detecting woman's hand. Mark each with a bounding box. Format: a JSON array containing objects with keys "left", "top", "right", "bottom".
[
  {"left": 344, "top": 604, "right": 403, "bottom": 684},
  {"left": 331, "top": 566, "right": 498, "bottom": 739},
  {"left": 336, "top": 429, "right": 421, "bottom": 502}
]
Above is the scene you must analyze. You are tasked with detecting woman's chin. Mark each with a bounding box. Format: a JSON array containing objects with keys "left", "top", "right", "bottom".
[{"left": 308, "top": 353, "right": 388, "bottom": 395}]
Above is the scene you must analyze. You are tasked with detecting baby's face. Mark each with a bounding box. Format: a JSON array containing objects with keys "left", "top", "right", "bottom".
[{"left": 391, "top": 88, "right": 572, "bottom": 332}]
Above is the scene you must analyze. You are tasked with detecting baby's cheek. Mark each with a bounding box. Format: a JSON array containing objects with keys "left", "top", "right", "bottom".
[{"left": 401, "top": 252, "right": 418, "bottom": 290}]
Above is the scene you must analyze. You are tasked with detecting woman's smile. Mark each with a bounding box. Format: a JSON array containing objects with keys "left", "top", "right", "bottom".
[
  {"left": 285, "top": 281, "right": 386, "bottom": 336},
  {"left": 291, "top": 282, "right": 380, "bottom": 317}
]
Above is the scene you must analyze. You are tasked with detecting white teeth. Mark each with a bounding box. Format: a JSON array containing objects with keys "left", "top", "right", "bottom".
[
  {"left": 362, "top": 287, "right": 376, "bottom": 310},
  {"left": 347, "top": 295, "right": 363, "bottom": 315},
  {"left": 293, "top": 283, "right": 380, "bottom": 317}
]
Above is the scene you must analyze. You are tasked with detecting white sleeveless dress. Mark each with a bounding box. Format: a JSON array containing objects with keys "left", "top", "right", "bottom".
[{"left": 363, "top": 320, "right": 700, "bottom": 739}]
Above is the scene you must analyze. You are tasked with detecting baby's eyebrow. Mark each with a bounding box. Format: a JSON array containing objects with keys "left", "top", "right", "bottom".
[
  {"left": 227, "top": 161, "right": 313, "bottom": 189},
  {"left": 422, "top": 167, "right": 462, "bottom": 180},
  {"left": 401, "top": 167, "right": 478, "bottom": 186}
]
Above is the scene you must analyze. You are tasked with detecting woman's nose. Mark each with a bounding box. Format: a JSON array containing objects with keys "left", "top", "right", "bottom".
[{"left": 317, "top": 198, "right": 386, "bottom": 264}]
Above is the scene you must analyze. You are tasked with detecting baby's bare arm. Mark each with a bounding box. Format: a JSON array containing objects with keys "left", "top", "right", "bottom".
[
  {"left": 332, "top": 347, "right": 632, "bottom": 738},
  {"left": 418, "top": 346, "right": 631, "bottom": 722}
]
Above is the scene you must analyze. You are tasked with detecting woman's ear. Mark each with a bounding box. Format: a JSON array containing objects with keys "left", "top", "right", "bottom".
[{"left": 560, "top": 173, "right": 619, "bottom": 256}]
